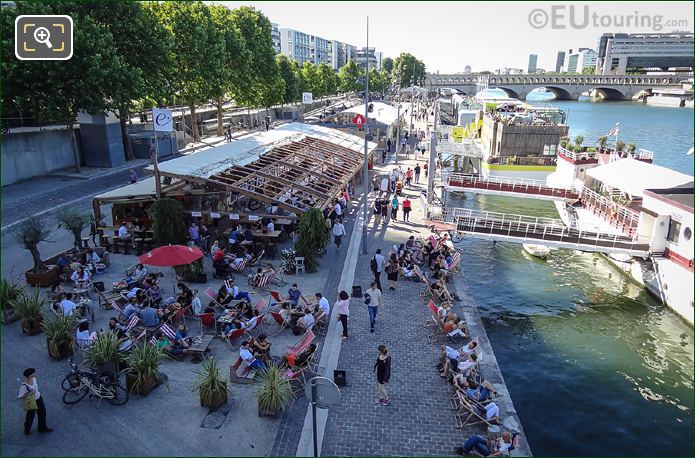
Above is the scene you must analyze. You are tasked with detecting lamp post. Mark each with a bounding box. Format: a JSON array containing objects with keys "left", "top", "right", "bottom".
[
  {"left": 362, "top": 16, "right": 370, "bottom": 254},
  {"left": 395, "top": 69, "right": 402, "bottom": 164}
]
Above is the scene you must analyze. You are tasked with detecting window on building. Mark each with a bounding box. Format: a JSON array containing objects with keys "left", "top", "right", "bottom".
[{"left": 666, "top": 219, "right": 681, "bottom": 244}]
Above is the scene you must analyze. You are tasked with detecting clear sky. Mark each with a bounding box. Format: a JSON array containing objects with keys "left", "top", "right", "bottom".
[{"left": 220, "top": 1, "right": 693, "bottom": 73}]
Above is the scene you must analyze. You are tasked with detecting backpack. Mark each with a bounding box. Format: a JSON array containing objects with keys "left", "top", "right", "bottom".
[{"left": 370, "top": 256, "right": 378, "bottom": 272}]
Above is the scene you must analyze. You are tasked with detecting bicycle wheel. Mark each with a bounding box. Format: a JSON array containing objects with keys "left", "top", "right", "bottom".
[
  {"left": 61, "top": 373, "right": 81, "bottom": 391},
  {"left": 106, "top": 383, "right": 129, "bottom": 406},
  {"left": 63, "top": 384, "right": 89, "bottom": 404}
]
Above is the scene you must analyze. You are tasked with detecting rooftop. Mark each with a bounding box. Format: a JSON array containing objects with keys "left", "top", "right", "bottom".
[{"left": 586, "top": 158, "right": 693, "bottom": 198}]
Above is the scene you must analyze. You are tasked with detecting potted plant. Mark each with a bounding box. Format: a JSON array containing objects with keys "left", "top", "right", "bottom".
[
  {"left": 149, "top": 198, "right": 188, "bottom": 246},
  {"left": 193, "top": 357, "right": 229, "bottom": 409},
  {"left": 42, "top": 314, "right": 77, "bottom": 359},
  {"left": 85, "top": 331, "right": 125, "bottom": 377},
  {"left": 56, "top": 207, "right": 93, "bottom": 249},
  {"left": 126, "top": 343, "right": 165, "bottom": 396},
  {"left": 280, "top": 248, "right": 297, "bottom": 274},
  {"left": 254, "top": 365, "right": 292, "bottom": 417},
  {"left": 13, "top": 287, "right": 45, "bottom": 335},
  {"left": 573, "top": 135, "right": 584, "bottom": 151},
  {"left": 1, "top": 277, "right": 24, "bottom": 324},
  {"left": 18, "top": 217, "right": 59, "bottom": 287},
  {"left": 295, "top": 207, "right": 328, "bottom": 272},
  {"left": 597, "top": 135, "right": 608, "bottom": 151},
  {"left": 615, "top": 140, "right": 625, "bottom": 153},
  {"left": 627, "top": 143, "right": 637, "bottom": 154}
]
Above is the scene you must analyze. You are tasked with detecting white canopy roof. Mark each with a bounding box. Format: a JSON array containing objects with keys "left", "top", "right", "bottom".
[
  {"left": 94, "top": 176, "right": 159, "bottom": 200},
  {"left": 146, "top": 122, "right": 376, "bottom": 180},
  {"left": 340, "top": 102, "right": 400, "bottom": 126},
  {"left": 586, "top": 158, "right": 693, "bottom": 197}
]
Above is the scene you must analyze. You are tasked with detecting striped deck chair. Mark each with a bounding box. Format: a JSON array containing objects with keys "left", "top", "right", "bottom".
[
  {"left": 230, "top": 257, "right": 247, "bottom": 273},
  {"left": 159, "top": 322, "right": 177, "bottom": 340},
  {"left": 448, "top": 252, "right": 462, "bottom": 273},
  {"left": 124, "top": 314, "right": 141, "bottom": 333},
  {"left": 255, "top": 273, "right": 270, "bottom": 290},
  {"left": 111, "top": 301, "right": 127, "bottom": 322},
  {"left": 453, "top": 392, "right": 500, "bottom": 429},
  {"left": 287, "top": 329, "right": 315, "bottom": 355},
  {"left": 119, "top": 329, "right": 146, "bottom": 352}
]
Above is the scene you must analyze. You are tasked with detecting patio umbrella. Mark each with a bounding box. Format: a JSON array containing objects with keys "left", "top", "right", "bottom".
[{"left": 139, "top": 245, "right": 203, "bottom": 267}]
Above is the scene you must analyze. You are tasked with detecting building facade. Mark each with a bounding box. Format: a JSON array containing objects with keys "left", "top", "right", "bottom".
[
  {"left": 555, "top": 51, "right": 566, "bottom": 72},
  {"left": 595, "top": 32, "right": 694, "bottom": 75},
  {"left": 271, "top": 23, "right": 281, "bottom": 54},
  {"left": 355, "top": 47, "right": 382, "bottom": 70},
  {"left": 278, "top": 26, "right": 362, "bottom": 70},
  {"left": 566, "top": 48, "right": 597, "bottom": 73},
  {"left": 527, "top": 54, "right": 538, "bottom": 73}
]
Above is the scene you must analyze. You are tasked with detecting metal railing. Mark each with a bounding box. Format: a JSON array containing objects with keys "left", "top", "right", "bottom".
[
  {"left": 427, "top": 206, "right": 649, "bottom": 253},
  {"left": 446, "top": 173, "right": 578, "bottom": 199},
  {"left": 557, "top": 145, "right": 599, "bottom": 161},
  {"left": 558, "top": 144, "right": 655, "bottom": 162},
  {"left": 578, "top": 186, "right": 640, "bottom": 236}
]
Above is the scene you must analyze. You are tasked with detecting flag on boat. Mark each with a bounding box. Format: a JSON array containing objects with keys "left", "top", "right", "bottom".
[{"left": 607, "top": 123, "right": 620, "bottom": 136}]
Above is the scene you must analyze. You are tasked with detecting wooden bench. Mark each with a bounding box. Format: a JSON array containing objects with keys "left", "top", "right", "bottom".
[{"left": 230, "top": 357, "right": 256, "bottom": 384}]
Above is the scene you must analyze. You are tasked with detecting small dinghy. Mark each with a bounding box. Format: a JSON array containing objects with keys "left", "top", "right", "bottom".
[{"left": 522, "top": 243, "right": 551, "bottom": 259}]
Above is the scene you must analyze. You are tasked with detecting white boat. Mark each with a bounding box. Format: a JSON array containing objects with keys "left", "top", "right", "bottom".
[{"left": 523, "top": 244, "right": 551, "bottom": 258}]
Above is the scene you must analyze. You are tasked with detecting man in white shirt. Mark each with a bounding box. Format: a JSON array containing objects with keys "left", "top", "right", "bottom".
[
  {"left": 371, "top": 249, "right": 386, "bottom": 290},
  {"left": 266, "top": 220, "right": 275, "bottom": 232},
  {"left": 313, "top": 293, "right": 330, "bottom": 318},
  {"left": 334, "top": 200, "right": 343, "bottom": 217},
  {"left": 60, "top": 294, "right": 77, "bottom": 316},
  {"left": 365, "top": 282, "right": 383, "bottom": 333},
  {"left": 239, "top": 340, "right": 266, "bottom": 371},
  {"left": 18, "top": 368, "right": 53, "bottom": 434},
  {"left": 118, "top": 223, "right": 131, "bottom": 240},
  {"left": 297, "top": 308, "right": 315, "bottom": 330},
  {"left": 332, "top": 218, "right": 346, "bottom": 252}
]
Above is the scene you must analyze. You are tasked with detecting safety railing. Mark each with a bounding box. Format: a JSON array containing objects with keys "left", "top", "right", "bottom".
[
  {"left": 446, "top": 173, "right": 579, "bottom": 200},
  {"left": 577, "top": 186, "right": 640, "bottom": 236}
]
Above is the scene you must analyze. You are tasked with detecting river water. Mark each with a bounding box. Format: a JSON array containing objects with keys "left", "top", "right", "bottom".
[{"left": 451, "top": 101, "right": 694, "bottom": 456}]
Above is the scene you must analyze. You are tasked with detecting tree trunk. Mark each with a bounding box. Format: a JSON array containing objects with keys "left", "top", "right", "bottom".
[
  {"left": 119, "top": 108, "right": 135, "bottom": 161},
  {"left": 29, "top": 246, "right": 45, "bottom": 273},
  {"left": 72, "top": 230, "right": 82, "bottom": 249},
  {"left": 68, "top": 122, "right": 81, "bottom": 172},
  {"left": 216, "top": 97, "right": 224, "bottom": 136},
  {"left": 247, "top": 107, "right": 251, "bottom": 131},
  {"left": 189, "top": 103, "right": 199, "bottom": 143}
]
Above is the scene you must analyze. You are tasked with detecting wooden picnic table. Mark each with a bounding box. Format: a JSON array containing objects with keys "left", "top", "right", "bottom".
[
  {"left": 188, "top": 334, "right": 214, "bottom": 355},
  {"left": 252, "top": 230, "right": 282, "bottom": 240}
]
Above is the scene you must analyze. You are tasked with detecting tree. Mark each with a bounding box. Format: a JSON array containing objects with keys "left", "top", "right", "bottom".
[
  {"left": 56, "top": 208, "right": 93, "bottom": 249},
  {"left": 302, "top": 62, "right": 323, "bottom": 98},
  {"left": 17, "top": 217, "right": 52, "bottom": 273},
  {"left": 295, "top": 208, "right": 328, "bottom": 272},
  {"left": 154, "top": 1, "right": 227, "bottom": 142},
  {"left": 318, "top": 63, "right": 338, "bottom": 97},
  {"left": 393, "top": 53, "right": 426, "bottom": 87},
  {"left": 292, "top": 60, "right": 309, "bottom": 95},
  {"left": 149, "top": 198, "right": 188, "bottom": 246},
  {"left": 277, "top": 55, "right": 300, "bottom": 104},
  {"left": 369, "top": 69, "right": 390, "bottom": 95},
  {"left": 338, "top": 59, "right": 361, "bottom": 93},
  {"left": 231, "top": 6, "right": 283, "bottom": 123},
  {"left": 209, "top": 4, "right": 251, "bottom": 136},
  {"left": 581, "top": 67, "right": 595, "bottom": 75},
  {"left": 382, "top": 57, "right": 394, "bottom": 74},
  {"left": 597, "top": 135, "right": 608, "bottom": 149}
]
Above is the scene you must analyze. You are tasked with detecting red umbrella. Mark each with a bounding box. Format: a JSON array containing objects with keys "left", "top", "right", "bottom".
[{"left": 139, "top": 245, "right": 203, "bottom": 267}]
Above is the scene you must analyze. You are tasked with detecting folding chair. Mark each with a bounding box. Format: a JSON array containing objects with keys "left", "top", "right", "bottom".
[
  {"left": 111, "top": 301, "right": 127, "bottom": 323},
  {"left": 124, "top": 315, "right": 141, "bottom": 333},
  {"left": 245, "top": 313, "right": 266, "bottom": 337},
  {"left": 269, "top": 290, "right": 282, "bottom": 304},
  {"left": 268, "top": 311, "right": 288, "bottom": 336},
  {"left": 253, "top": 298, "right": 268, "bottom": 313},
  {"left": 230, "top": 258, "right": 248, "bottom": 273},
  {"left": 225, "top": 328, "right": 246, "bottom": 350},
  {"left": 205, "top": 287, "right": 225, "bottom": 309},
  {"left": 287, "top": 329, "right": 315, "bottom": 355},
  {"left": 195, "top": 312, "right": 216, "bottom": 335},
  {"left": 284, "top": 366, "right": 309, "bottom": 398}
]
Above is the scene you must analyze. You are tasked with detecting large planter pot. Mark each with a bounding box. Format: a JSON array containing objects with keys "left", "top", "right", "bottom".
[
  {"left": 200, "top": 391, "right": 227, "bottom": 409},
  {"left": 25, "top": 265, "right": 61, "bottom": 288},
  {"left": 257, "top": 402, "right": 282, "bottom": 418},
  {"left": 21, "top": 317, "right": 43, "bottom": 336},
  {"left": 95, "top": 362, "right": 119, "bottom": 379},
  {"left": 2, "top": 307, "right": 21, "bottom": 325},
  {"left": 47, "top": 338, "right": 74, "bottom": 360},
  {"left": 126, "top": 372, "right": 159, "bottom": 396}
]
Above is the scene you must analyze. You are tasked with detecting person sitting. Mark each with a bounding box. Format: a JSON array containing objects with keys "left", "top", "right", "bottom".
[
  {"left": 83, "top": 248, "right": 102, "bottom": 273},
  {"left": 60, "top": 293, "right": 77, "bottom": 317},
  {"left": 123, "top": 297, "right": 141, "bottom": 319},
  {"left": 239, "top": 340, "right": 267, "bottom": 372},
  {"left": 312, "top": 293, "right": 330, "bottom": 321},
  {"left": 244, "top": 309, "right": 262, "bottom": 329},
  {"left": 75, "top": 320, "right": 97, "bottom": 348},
  {"left": 455, "top": 431, "right": 514, "bottom": 457},
  {"left": 285, "top": 284, "right": 309, "bottom": 308},
  {"left": 161, "top": 302, "right": 182, "bottom": 323},
  {"left": 293, "top": 308, "right": 315, "bottom": 335},
  {"left": 176, "top": 282, "right": 193, "bottom": 307},
  {"left": 108, "top": 317, "right": 127, "bottom": 338},
  {"left": 118, "top": 223, "right": 131, "bottom": 241},
  {"left": 128, "top": 263, "right": 147, "bottom": 286},
  {"left": 174, "top": 324, "right": 192, "bottom": 348},
  {"left": 216, "top": 284, "right": 234, "bottom": 306},
  {"left": 146, "top": 283, "right": 162, "bottom": 306},
  {"left": 139, "top": 304, "right": 162, "bottom": 327},
  {"left": 443, "top": 317, "right": 468, "bottom": 339},
  {"left": 440, "top": 351, "right": 478, "bottom": 379},
  {"left": 71, "top": 266, "right": 91, "bottom": 288},
  {"left": 279, "top": 303, "right": 292, "bottom": 325},
  {"left": 226, "top": 280, "right": 252, "bottom": 303},
  {"left": 281, "top": 343, "right": 318, "bottom": 369},
  {"left": 253, "top": 333, "right": 272, "bottom": 363}
]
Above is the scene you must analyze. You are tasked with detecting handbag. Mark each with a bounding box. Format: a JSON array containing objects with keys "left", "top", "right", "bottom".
[{"left": 22, "top": 385, "right": 37, "bottom": 411}]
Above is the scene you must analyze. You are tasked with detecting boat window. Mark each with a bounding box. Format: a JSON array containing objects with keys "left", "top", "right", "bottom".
[
  {"left": 684, "top": 227, "right": 692, "bottom": 241},
  {"left": 666, "top": 219, "right": 681, "bottom": 244}
]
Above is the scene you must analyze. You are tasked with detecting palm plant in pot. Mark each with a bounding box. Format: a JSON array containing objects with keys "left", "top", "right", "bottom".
[
  {"left": 1, "top": 277, "right": 25, "bottom": 324},
  {"left": 295, "top": 207, "right": 328, "bottom": 272},
  {"left": 85, "top": 331, "right": 125, "bottom": 377},
  {"left": 193, "top": 357, "right": 229, "bottom": 409},
  {"left": 254, "top": 365, "right": 292, "bottom": 417},
  {"left": 13, "top": 287, "right": 45, "bottom": 335},
  {"left": 125, "top": 343, "right": 165, "bottom": 396},
  {"left": 42, "top": 314, "right": 77, "bottom": 359}
]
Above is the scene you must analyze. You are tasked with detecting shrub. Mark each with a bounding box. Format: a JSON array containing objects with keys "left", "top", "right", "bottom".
[
  {"left": 295, "top": 207, "right": 328, "bottom": 272},
  {"left": 149, "top": 198, "right": 188, "bottom": 246}
]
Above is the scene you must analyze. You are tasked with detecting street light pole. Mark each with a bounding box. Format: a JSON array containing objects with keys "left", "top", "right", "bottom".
[
  {"left": 395, "top": 69, "right": 401, "bottom": 165},
  {"left": 427, "top": 99, "right": 438, "bottom": 205},
  {"left": 362, "top": 16, "right": 370, "bottom": 254}
]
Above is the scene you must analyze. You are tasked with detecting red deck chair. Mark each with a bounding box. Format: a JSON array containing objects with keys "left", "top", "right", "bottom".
[
  {"left": 268, "top": 311, "right": 288, "bottom": 336},
  {"left": 245, "top": 313, "right": 266, "bottom": 337},
  {"left": 253, "top": 298, "right": 268, "bottom": 313},
  {"left": 270, "top": 290, "right": 282, "bottom": 304},
  {"left": 205, "top": 287, "right": 226, "bottom": 309},
  {"left": 226, "top": 327, "right": 246, "bottom": 349},
  {"left": 283, "top": 366, "right": 309, "bottom": 398},
  {"left": 287, "top": 329, "right": 315, "bottom": 355},
  {"left": 197, "top": 312, "right": 216, "bottom": 329}
]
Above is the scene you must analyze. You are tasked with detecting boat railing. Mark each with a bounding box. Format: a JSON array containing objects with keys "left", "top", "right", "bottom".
[
  {"left": 557, "top": 145, "right": 599, "bottom": 161},
  {"left": 578, "top": 186, "right": 640, "bottom": 236},
  {"left": 446, "top": 173, "right": 577, "bottom": 199},
  {"left": 634, "top": 148, "right": 654, "bottom": 160}
]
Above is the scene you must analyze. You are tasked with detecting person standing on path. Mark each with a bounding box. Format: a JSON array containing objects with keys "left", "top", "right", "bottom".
[
  {"left": 402, "top": 197, "right": 412, "bottom": 222},
  {"left": 364, "top": 282, "right": 383, "bottom": 333},
  {"left": 414, "top": 163, "right": 421, "bottom": 183},
  {"left": 18, "top": 368, "right": 53, "bottom": 435},
  {"left": 390, "top": 195, "right": 399, "bottom": 220},
  {"left": 336, "top": 290, "right": 350, "bottom": 340},
  {"left": 386, "top": 138, "right": 392, "bottom": 153},
  {"left": 129, "top": 168, "right": 138, "bottom": 184},
  {"left": 373, "top": 199, "right": 382, "bottom": 226},
  {"left": 380, "top": 197, "right": 389, "bottom": 224},
  {"left": 424, "top": 162, "right": 429, "bottom": 178},
  {"left": 405, "top": 168, "right": 413, "bottom": 186},
  {"left": 386, "top": 253, "right": 399, "bottom": 290},
  {"left": 332, "top": 218, "right": 346, "bottom": 253},
  {"left": 373, "top": 345, "right": 391, "bottom": 406},
  {"left": 371, "top": 249, "right": 385, "bottom": 291}
]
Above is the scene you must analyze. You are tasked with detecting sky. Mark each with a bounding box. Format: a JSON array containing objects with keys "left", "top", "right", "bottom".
[{"left": 220, "top": 1, "right": 693, "bottom": 73}]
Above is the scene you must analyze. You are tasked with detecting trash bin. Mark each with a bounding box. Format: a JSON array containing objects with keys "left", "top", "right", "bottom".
[
  {"left": 351, "top": 285, "right": 362, "bottom": 298},
  {"left": 334, "top": 369, "right": 346, "bottom": 387}
]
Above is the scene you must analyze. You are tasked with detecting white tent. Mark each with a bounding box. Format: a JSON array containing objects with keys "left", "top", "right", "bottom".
[
  {"left": 339, "top": 102, "right": 400, "bottom": 127},
  {"left": 586, "top": 158, "right": 693, "bottom": 198}
]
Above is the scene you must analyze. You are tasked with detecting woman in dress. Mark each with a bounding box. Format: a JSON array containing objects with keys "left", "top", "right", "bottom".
[
  {"left": 386, "top": 253, "right": 399, "bottom": 290},
  {"left": 373, "top": 345, "right": 391, "bottom": 406}
]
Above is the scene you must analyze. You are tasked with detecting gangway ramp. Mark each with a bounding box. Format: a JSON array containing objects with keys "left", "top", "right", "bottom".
[{"left": 443, "top": 173, "right": 579, "bottom": 201}]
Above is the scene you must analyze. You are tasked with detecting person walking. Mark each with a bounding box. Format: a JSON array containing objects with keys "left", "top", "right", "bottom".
[
  {"left": 336, "top": 290, "right": 350, "bottom": 340},
  {"left": 424, "top": 162, "right": 429, "bottom": 178},
  {"left": 402, "top": 197, "right": 412, "bottom": 222},
  {"left": 386, "top": 253, "right": 399, "bottom": 290},
  {"left": 18, "top": 368, "right": 53, "bottom": 435},
  {"left": 129, "top": 168, "right": 138, "bottom": 184},
  {"left": 386, "top": 138, "right": 392, "bottom": 153},
  {"left": 332, "top": 217, "right": 346, "bottom": 253},
  {"left": 414, "top": 163, "right": 421, "bottom": 183},
  {"left": 371, "top": 249, "right": 385, "bottom": 291},
  {"left": 381, "top": 149, "right": 387, "bottom": 164},
  {"left": 373, "top": 345, "right": 391, "bottom": 406},
  {"left": 390, "top": 195, "right": 399, "bottom": 220},
  {"left": 365, "top": 282, "right": 383, "bottom": 333},
  {"left": 380, "top": 197, "right": 389, "bottom": 224},
  {"left": 373, "top": 199, "right": 382, "bottom": 226}
]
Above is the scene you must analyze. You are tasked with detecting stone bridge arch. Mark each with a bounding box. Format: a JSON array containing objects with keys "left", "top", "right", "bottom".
[
  {"left": 495, "top": 87, "right": 521, "bottom": 99},
  {"left": 538, "top": 86, "right": 574, "bottom": 100},
  {"left": 588, "top": 87, "right": 628, "bottom": 101}
]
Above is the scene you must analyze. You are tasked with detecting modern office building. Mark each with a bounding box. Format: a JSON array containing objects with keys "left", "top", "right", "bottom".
[
  {"left": 271, "top": 23, "right": 281, "bottom": 54},
  {"left": 527, "top": 54, "right": 538, "bottom": 73},
  {"left": 328, "top": 40, "right": 356, "bottom": 70},
  {"left": 555, "top": 51, "right": 566, "bottom": 72},
  {"left": 355, "top": 47, "right": 382, "bottom": 70},
  {"left": 566, "top": 48, "right": 597, "bottom": 73},
  {"left": 595, "top": 32, "right": 694, "bottom": 75},
  {"left": 279, "top": 27, "right": 330, "bottom": 66}
]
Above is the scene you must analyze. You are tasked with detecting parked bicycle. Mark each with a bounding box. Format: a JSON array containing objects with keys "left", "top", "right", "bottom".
[{"left": 61, "top": 358, "right": 128, "bottom": 406}]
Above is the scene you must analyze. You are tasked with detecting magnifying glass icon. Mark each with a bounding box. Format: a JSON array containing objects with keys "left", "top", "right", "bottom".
[{"left": 33, "top": 27, "right": 53, "bottom": 49}]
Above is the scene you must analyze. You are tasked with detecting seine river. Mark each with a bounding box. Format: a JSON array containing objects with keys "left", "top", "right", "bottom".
[{"left": 453, "top": 100, "right": 694, "bottom": 456}]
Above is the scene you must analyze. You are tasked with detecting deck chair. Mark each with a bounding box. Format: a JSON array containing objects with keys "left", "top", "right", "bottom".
[
  {"left": 124, "top": 314, "right": 141, "bottom": 333},
  {"left": 249, "top": 250, "right": 265, "bottom": 266},
  {"left": 448, "top": 252, "right": 462, "bottom": 273},
  {"left": 230, "top": 258, "right": 248, "bottom": 273},
  {"left": 287, "top": 329, "right": 315, "bottom": 355},
  {"left": 245, "top": 313, "right": 266, "bottom": 337},
  {"left": 166, "top": 306, "right": 189, "bottom": 327},
  {"left": 230, "top": 356, "right": 256, "bottom": 384},
  {"left": 253, "top": 298, "right": 268, "bottom": 313},
  {"left": 205, "top": 287, "right": 225, "bottom": 309},
  {"left": 225, "top": 327, "right": 246, "bottom": 349},
  {"left": 119, "top": 329, "right": 146, "bottom": 352},
  {"left": 268, "top": 311, "right": 288, "bottom": 336},
  {"left": 158, "top": 322, "right": 177, "bottom": 340},
  {"left": 269, "top": 290, "right": 282, "bottom": 304},
  {"left": 110, "top": 301, "right": 128, "bottom": 323},
  {"left": 194, "top": 312, "right": 216, "bottom": 335},
  {"left": 452, "top": 392, "right": 500, "bottom": 429},
  {"left": 284, "top": 365, "right": 309, "bottom": 398}
]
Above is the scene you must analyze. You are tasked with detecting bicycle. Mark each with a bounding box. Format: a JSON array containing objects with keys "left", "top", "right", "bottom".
[{"left": 61, "top": 359, "right": 128, "bottom": 406}]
